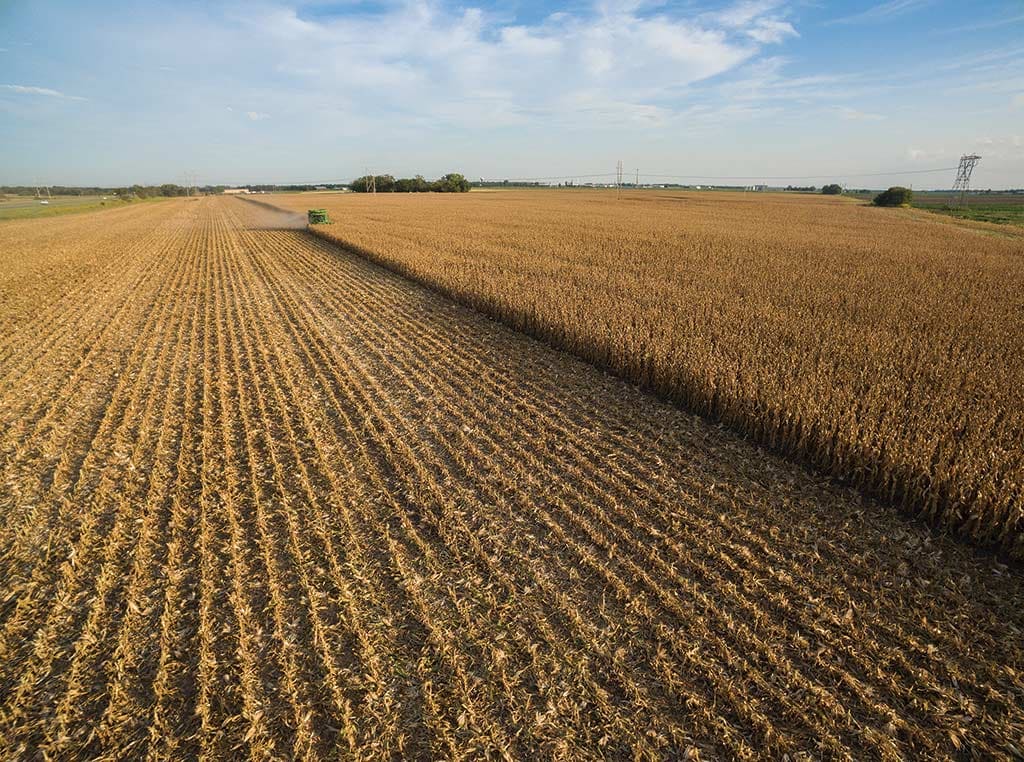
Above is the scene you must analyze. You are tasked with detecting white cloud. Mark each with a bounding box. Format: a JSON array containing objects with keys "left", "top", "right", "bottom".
[
  {"left": 746, "top": 19, "right": 797, "bottom": 44},
  {"left": 246, "top": 111, "right": 270, "bottom": 121},
  {"left": 220, "top": 0, "right": 798, "bottom": 130},
  {"left": 0, "top": 84, "right": 86, "bottom": 100},
  {"left": 709, "top": 2, "right": 797, "bottom": 44}
]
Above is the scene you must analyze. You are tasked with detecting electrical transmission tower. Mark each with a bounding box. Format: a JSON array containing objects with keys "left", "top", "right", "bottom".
[
  {"left": 616, "top": 160, "right": 623, "bottom": 197},
  {"left": 635, "top": 168, "right": 639, "bottom": 187},
  {"left": 368, "top": 170, "right": 376, "bottom": 194},
  {"left": 952, "top": 154, "right": 981, "bottom": 208}
]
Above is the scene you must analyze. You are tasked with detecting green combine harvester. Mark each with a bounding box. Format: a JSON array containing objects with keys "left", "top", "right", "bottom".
[{"left": 307, "top": 208, "right": 330, "bottom": 225}]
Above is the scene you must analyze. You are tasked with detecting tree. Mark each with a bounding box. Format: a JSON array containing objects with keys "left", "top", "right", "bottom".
[
  {"left": 351, "top": 172, "right": 469, "bottom": 193},
  {"left": 349, "top": 174, "right": 396, "bottom": 192},
  {"left": 873, "top": 186, "right": 913, "bottom": 207},
  {"left": 822, "top": 183, "right": 843, "bottom": 195},
  {"left": 433, "top": 173, "right": 470, "bottom": 193},
  {"left": 395, "top": 175, "right": 430, "bottom": 192}
]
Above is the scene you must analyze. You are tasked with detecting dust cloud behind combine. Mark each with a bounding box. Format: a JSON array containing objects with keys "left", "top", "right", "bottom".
[{"left": 236, "top": 196, "right": 307, "bottom": 230}]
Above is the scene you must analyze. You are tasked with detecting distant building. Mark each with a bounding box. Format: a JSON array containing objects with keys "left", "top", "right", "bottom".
[{"left": 223, "top": 188, "right": 250, "bottom": 195}]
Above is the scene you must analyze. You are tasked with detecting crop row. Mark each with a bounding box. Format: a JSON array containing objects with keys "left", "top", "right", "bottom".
[
  {"left": 279, "top": 189, "right": 1024, "bottom": 557},
  {"left": 1, "top": 197, "right": 1022, "bottom": 758}
]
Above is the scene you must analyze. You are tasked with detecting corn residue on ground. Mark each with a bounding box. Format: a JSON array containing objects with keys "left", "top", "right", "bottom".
[{"left": 1, "top": 196, "right": 1023, "bottom": 759}]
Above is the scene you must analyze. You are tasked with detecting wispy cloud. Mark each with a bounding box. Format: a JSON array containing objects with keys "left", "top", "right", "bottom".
[
  {"left": 933, "top": 13, "right": 1024, "bottom": 35},
  {"left": 714, "top": 0, "right": 786, "bottom": 28},
  {"left": 1, "top": 83, "right": 86, "bottom": 100},
  {"left": 746, "top": 19, "right": 797, "bottom": 44},
  {"left": 937, "top": 46, "right": 1024, "bottom": 72},
  {"left": 970, "top": 134, "right": 1024, "bottom": 160},
  {"left": 711, "top": 1, "right": 797, "bottom": 44},
  {"left": 907, "top": 146, "right": 947, "bottom": 162},
  {"left": 834, "top": 106, "right": 885, "bottom": 121},
  {"left": 713, "top": 57, "right": 871, "bottom": 104},
  {"left": 826, "top": 0, "right": 931, "bottom": 26}
]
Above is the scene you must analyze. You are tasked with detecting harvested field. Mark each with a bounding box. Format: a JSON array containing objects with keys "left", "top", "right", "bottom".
[
  {"left": 1, "top": 196, "right": 1024, "bottom": 759},
  {"left": 266, "top": 190, "right": 1024, "bottom": 557}
]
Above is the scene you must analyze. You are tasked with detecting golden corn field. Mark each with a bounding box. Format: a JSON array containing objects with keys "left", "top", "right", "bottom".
[
  {"left": 1, "top": 194, "right": 1024, "bottom": 759},
  {"left": 269, "top": 190, "right": 1024, "bottom": 558}
]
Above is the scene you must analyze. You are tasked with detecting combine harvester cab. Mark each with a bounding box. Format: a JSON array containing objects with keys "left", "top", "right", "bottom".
[{"left": 307, "top": 208, "right": 330, "bottom": 225}]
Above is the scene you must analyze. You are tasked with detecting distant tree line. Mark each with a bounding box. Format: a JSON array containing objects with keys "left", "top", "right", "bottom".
[
  {"left": 1, "top": 184, "right": 199, "bottom": 199},
  {"left": 0, "top": 182, "right": 351, "bottom": 198},
  {"left": 349, "top": 173, "right": 470, "bottom": 193},
  {"left": 0, "top": 185, "right": 144, "bottom": 197}
]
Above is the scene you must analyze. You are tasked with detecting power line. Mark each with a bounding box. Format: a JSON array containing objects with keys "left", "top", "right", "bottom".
[
  {"left": 486, "top": 172, "right": 618, "bottom": 183},
  {"left": 640, "top": 166, "right": 959, "bottom": 181},
  {"left": 952, "top": 155, "right": 981, "bottom": 208},
  {"left": 474, "top": 165, "right": 961, "bottom": 185}
]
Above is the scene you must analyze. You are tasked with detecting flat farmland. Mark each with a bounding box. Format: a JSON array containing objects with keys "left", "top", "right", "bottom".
[
  {"left": 268, "top": 190, "right": 1024, "bottom": 558},
  {"left": 0, "top": 195, "right": 1023, "bottom": 758},
  {"left": 0, "top": 195, "right": 129, "bottom": 221}
]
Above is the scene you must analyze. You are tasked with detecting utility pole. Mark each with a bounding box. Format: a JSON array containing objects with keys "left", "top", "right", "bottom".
[
  {"left": 953, "top": 154, "right": 981, "bottom": 208},
  {"left": 635, "top": 168, "right": 639, "bottom": 188}
]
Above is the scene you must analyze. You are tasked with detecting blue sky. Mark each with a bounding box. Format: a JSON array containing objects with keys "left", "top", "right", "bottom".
[{"left": 1, "top": 0, "right": 1022, "bottom": 188}]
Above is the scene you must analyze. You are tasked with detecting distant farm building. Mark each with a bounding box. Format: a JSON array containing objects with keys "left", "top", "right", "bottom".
[{"left": 223, "top": 188, "right": 251, "bottom": 195}]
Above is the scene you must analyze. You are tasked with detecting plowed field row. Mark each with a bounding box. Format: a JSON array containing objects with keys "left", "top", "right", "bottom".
[{"left": 1, "top": 197, "right": 1022, "bottom": 759}]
